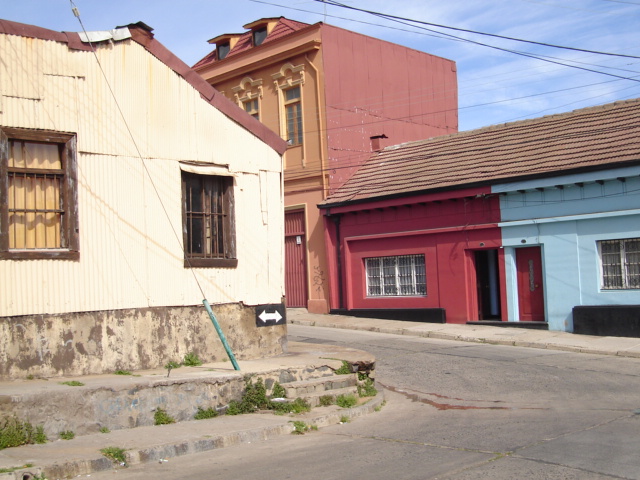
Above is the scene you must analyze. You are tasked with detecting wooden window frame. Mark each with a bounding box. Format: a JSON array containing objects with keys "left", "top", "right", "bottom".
[
  {"left": 181, "top": 172, "right": 237, "bottom": 268},
  {"left": 0, "top": 127, "right": 79, "bottom": 260},
  {"left": 243, "top": 98, "right": 260, "bottom": 120},
  {"left": 217, "top": 42, "right": 230, "bottom": 60},
  {"left": 252, "top": 27, "right": 267, "bottom": 47},
  {"left": 284, "top": 86, "right": 303, "bottom": 146}
]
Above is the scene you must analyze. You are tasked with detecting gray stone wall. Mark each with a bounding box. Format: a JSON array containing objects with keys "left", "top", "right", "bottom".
[{"left": 0, "top": 303, "right": 287, "bottom": 379}]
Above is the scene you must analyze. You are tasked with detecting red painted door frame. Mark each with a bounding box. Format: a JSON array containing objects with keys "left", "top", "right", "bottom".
[{"left": 516, "top": 247, "right": 545, "bottom": 321}]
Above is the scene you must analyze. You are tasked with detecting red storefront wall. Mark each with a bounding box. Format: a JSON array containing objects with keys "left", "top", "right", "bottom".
[{"left": 322, "top": 189, "right": 507, "bottom": 323}]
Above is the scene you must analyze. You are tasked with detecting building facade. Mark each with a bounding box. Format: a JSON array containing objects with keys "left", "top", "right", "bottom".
[
  {"left": 319, "top": 99, "right": 640, "bottom": 333},
  {"left": 194, "top": 17, "right": 458, "bottom": 313},
  {"left": 0, "top": 19, "right": 288, "bottom": 378}
]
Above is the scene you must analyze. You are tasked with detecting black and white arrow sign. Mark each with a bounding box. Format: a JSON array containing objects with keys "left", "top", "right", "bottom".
[
  {"left": 255, "top": 304, "right": 286, "bottom": 327},
  {"left": 258, "top": 310, "right": 282, "bottom": 323}
]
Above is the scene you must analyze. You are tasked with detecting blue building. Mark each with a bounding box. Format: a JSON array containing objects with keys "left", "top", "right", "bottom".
[{"left": 494, "top": 100, "right": 640, "bottom": 334}]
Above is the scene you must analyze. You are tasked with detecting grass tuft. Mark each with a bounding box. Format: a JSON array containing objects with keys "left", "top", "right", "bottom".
[{"left": 154, "top": 408, "right": 175, "bottom": 425}]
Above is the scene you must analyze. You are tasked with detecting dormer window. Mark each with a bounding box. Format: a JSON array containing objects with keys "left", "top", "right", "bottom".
[
  {"left": 253, "top": 27, "right": 267, "bottom": 46},
  {"left": 217, "top": 42, "right": 230, "bottom": 60},
  {"left": 207, "top": 33, "right": 241, "bottom": 61}
]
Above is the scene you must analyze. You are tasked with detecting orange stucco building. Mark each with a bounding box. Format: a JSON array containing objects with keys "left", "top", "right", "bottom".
[{"left": 194, "top": 17, "right": 458, "bottom": 313}]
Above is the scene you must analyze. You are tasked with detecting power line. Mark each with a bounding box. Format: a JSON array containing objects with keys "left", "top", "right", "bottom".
[
  {"left": 69, "top": 0, "right": 209, "bottom": 300},
  {"left": 313, "top": 0, "right": 640, "bottom": 60},
  {"left": 310, "top": 0, "right": 640, "bottom": 84},
  {"left": 249, "top": 0, "right": 640, "bottom": 84}
]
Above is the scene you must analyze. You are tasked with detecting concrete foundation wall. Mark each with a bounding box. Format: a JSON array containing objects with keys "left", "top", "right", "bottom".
[
  {"left": 0, "top": 365, "right": 335, "bottom": 437},
  {"left": 0, "top": 303, "right": 287, "bottom": 380}
]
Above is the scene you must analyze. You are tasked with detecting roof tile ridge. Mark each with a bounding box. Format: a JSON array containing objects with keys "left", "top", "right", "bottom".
[
  {"left": 378, "top": 97, "right": 640, "bottom": 155},
  {"left": 277, "top": 17, "right": 312, "bottom": 30}
]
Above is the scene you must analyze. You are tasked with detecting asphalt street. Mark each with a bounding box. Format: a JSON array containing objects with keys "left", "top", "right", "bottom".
[{"left": 85, "top": 324, "right": 640, "bottom": 480}]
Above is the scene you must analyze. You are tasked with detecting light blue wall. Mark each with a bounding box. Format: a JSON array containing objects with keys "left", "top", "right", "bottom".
[{"left": 497, "top": 167, "right": 640, "bottom": 332}]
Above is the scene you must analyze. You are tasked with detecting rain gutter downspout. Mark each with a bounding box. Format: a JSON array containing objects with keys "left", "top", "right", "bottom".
[
  {"left": 332, "top": 213, "right": 345, "bottom": 309},
  {"left": 305, "top": 53, "right": 328, "bottom": 199}
]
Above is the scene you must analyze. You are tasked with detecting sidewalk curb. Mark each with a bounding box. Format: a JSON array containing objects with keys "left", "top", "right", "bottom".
[
  {"left": 289, "top": 318, "right": 640, "bottom": 359},
  {"left": 5, "top": 391, "right": 385, "bottom": 480}
]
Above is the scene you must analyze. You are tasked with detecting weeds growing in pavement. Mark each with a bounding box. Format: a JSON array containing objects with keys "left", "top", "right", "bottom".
[
  {"left": 291, "top": 421, "right": 311, "bottom": 434},
  {"left": 154, "top": 408, "right": 175, "bottom": 425},
  {"left": 101, "top": 446, "right": 127, "bottom": 466},
  {"left": 59, "top": 430, "right": 75, "bottom": 440},
  {"left": 336, "top": 393, "right": 358, "bottom": 408},
  {"left": 0, "top": 417, "right": 47, "bottom": 449},
  {"left": 357, "top": 378, "right": 378, "bottom": 397},
  {"left": 194, "top": 407, "right": 219, "bottom": 420},
  {"left": 183, "top": 352, "right": 203, "bottom": 367},
  {"left": 226, "top": 377, "right": 310, "bottom": 416},
  {"left": 334, "top": 361, "right": 352, "bottom": 375}
]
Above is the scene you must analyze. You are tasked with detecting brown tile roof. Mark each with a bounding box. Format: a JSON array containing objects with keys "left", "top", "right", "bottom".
[
  {"left": 193, "top": 17, "right": 312, "bottom": 69},
  {"left": 321, "top": 98, "right": 640, "bottom": 207},
  {"left": 0, "top": 18, "right": 287, "bottom": 155}
]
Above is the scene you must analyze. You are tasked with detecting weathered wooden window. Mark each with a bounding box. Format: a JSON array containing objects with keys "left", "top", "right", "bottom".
[
  {"left": 243, "top": 98, "right": 259, "bottom": 120},
  {"left": 217, "top": 42, "right": 230, "bottom": 60},
  {"left": 252, "top": 27, "right": 267, "bottom": 46},
  {"left": 0, "top": 127, "right": 79, "bottom": 260},
  {"left": 284, "top": 86, "right": 302, "bottom": 146},
  {"left": 599, "top": 238, "right": 640, "bottom": 289},
  {"left": 365, "top": 254, "right": 427, "bottom": 297},
  {"left": 182, "top": 172, "right": 236, "bottom": 268}
]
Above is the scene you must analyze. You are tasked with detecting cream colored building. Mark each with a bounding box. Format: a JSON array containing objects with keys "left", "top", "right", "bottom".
[{"left": 0, "top": 20, "right": 287, "bottom": 379}]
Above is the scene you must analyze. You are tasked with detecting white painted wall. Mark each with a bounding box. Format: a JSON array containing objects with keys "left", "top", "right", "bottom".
[{"left": 0, "top": 32, "right": 284, "bottom": 317}]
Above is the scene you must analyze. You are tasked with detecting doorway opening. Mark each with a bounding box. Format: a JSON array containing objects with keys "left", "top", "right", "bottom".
[
  {"left": 284, "top": 210, "right": 308, "bottom": 308},
  {"left": 475, "top": 249, "right": 501, "bottom": 320}
]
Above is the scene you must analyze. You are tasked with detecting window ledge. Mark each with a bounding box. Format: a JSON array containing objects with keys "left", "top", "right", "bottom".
[
  {"left": 185, "top": 258, "right": 238, "bottom": 268},
  {"left": 0, "top": 250, "right": 79, "bottom": 261}
]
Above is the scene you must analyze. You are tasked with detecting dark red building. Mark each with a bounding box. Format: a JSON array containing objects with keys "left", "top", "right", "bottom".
[{"left": 319, "top": 133, "right": 508, "bottom": 324}]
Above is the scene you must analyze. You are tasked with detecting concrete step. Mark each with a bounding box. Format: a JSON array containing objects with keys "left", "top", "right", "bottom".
[
  {"left": 282, "top": 373, "right": 357, "bottom": 398},
  {"left": 0, "top": 365, "right": 345, "bottom": 439},
  {"left": 295, "top": 385, "right": 360, "bottom": 407}
]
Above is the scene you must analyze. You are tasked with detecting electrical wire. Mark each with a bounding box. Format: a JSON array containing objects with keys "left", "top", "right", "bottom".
[
  {"left": 312, "top": 0, "right": 640, "bottom": 59},
  {"left": 69, "top": 0, "right": 208, "bottom": 300}
]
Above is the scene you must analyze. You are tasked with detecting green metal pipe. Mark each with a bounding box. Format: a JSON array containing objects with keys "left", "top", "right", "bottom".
[{"left": 202, "top": 299, "right": 240, "bottom": 371}]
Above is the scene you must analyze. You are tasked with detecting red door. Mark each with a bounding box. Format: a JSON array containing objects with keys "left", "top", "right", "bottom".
[
  {"left": 516, "top": 247, "right": 545, "bottom": 321},
  {"left": 284, "top": 211, "right": 307, "bottom": 308}
]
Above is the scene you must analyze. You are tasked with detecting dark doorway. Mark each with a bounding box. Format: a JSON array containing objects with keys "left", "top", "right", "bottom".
[{"left": 475, "top": 249, "right": 501, "bottom": 320}]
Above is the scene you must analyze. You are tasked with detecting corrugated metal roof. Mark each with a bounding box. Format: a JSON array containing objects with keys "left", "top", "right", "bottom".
[
  {"left": 0, "top": 18, "right": 287, "bottom": 155},
  {"left": 321, "top": 98, "right": 640, "bottom": 206},
  {"left": 193, "top": 17, "right": 312, "bottom": 69}
]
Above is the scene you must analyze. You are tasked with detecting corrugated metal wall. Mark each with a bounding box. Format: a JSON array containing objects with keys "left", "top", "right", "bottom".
[{"left": 0, "top": 33, "right": 284, "bottom": 316}]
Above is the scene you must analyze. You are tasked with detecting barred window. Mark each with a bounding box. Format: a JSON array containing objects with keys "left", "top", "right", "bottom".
[
  {"left": 365, "top": 254, "right": 426, "bottom": 297},
  {"left": 1, "top": 127, "right": 79, "bottom": 260},
  {"left": 182, "top": 172, "right": 236, "bottom": 268},
  {"left": 599, "top": 238, "right": 640, "bottom": 289}
]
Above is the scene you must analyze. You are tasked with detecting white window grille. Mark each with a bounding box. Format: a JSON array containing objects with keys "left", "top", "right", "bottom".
[
  {"left": 365, "top": 254, "right": 426, "bottom": 297},
  {"left": 598, "top": 238, "right": 640, "bottom": 289}
]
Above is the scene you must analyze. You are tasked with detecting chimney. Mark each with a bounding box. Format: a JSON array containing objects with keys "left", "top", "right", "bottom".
[{"left": 370, "top": 134, "right": 388, "bottom": 152}]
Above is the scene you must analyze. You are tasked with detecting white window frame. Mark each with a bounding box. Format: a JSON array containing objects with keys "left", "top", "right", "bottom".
[
  {"left": 598, "top": 238, "right": 640, "bottom": 290},
  {"left": 365, "top": 254, "right": 427, "bottom": 297}
]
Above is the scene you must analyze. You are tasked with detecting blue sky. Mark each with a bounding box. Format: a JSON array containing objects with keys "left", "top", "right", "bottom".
[{"left": 2, "top": 0, "right": 640, "bottom": 132}]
